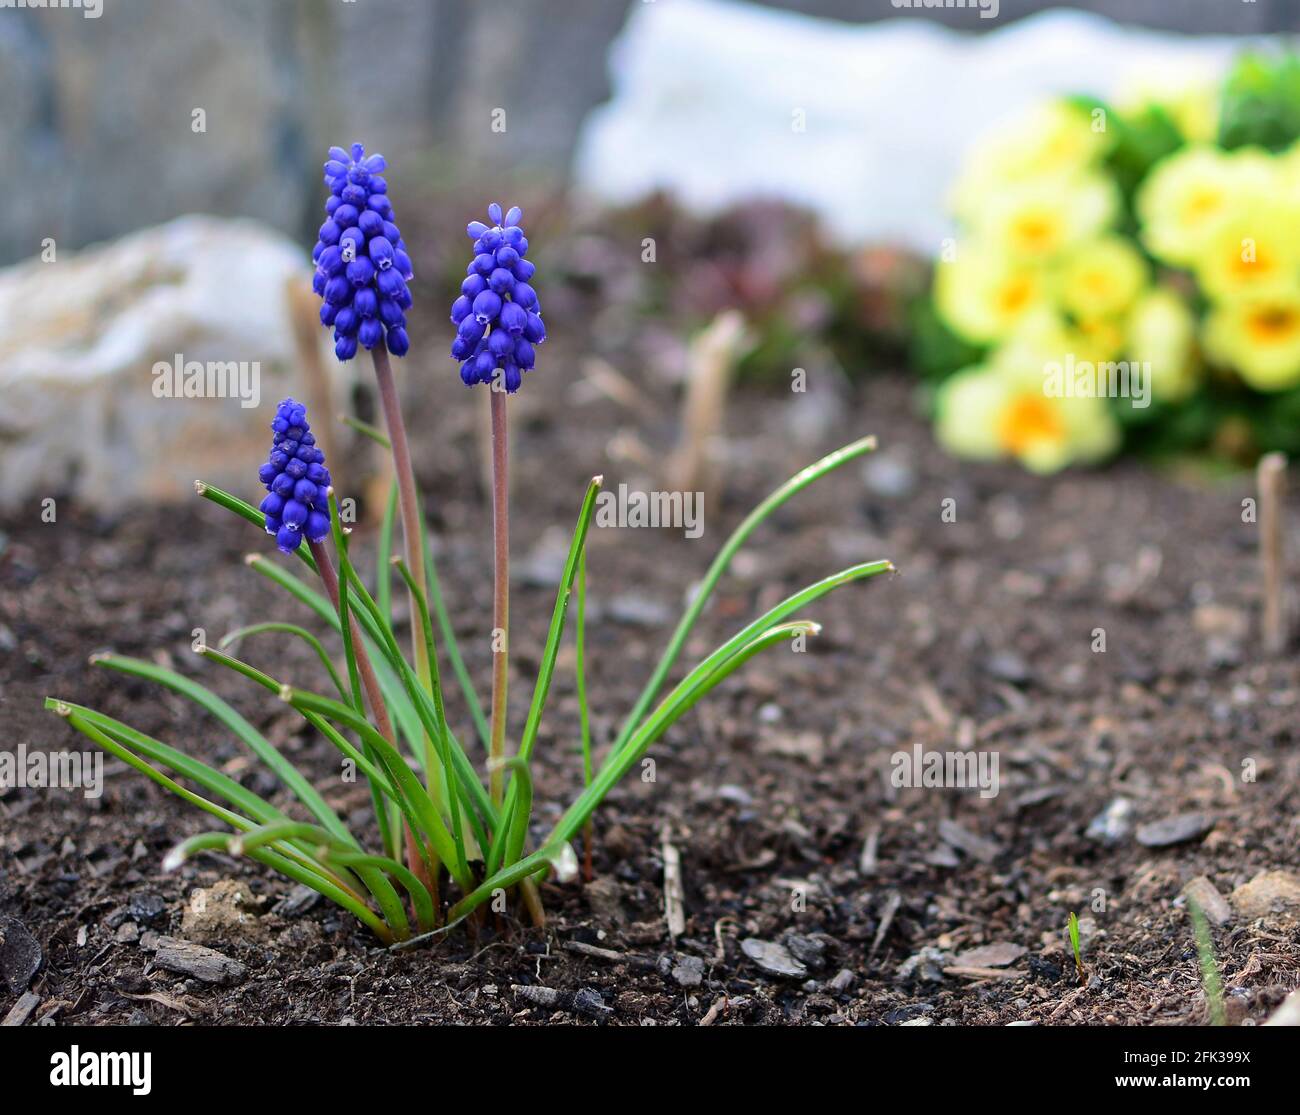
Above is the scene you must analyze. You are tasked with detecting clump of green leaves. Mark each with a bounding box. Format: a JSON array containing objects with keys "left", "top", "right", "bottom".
[{"left": 48, "top": 434, "right": 890, "bottom": 943}]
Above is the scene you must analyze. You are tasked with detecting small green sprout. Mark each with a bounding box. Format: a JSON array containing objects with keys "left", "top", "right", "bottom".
[
  {"left": 1067, "top": 911, "right": 1085, "bottom": 985},
  {"left": 1188, "top": 899, "right": 1226, "bottom": 1026}
]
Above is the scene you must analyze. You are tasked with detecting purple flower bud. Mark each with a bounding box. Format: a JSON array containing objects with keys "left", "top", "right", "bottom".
[
  {"left": 354, "top": 287, "right": 378, "bottom": 318},
  {"left": 346, "top": 257, "right": 376, "bottom": 288},
  {"left": 512, "top": 282, "right": 538, "bottom": 310},
  {"left": 306, "top": 510, "right": 331, "bottom": 543},
  {"left": 318, "top": 219, "right": 341, "bottom": 245},
  {"left": 451, "top": 295, "right": 473, "bottom": 323},
  {"left": 376, "top": 269, "right": 405, "bottom": 298},
  {"left": 514, "top": 338, "right": 536, "bottom": 369},
  {"left": 488, "top": 329, "right": 513, "bottom": 358},
  {"left": 505, "top": 206, "right": 523, "bottom": 226},
  {"left": 368, "top": 236, "right": 395, "bottom": 270},
  {"left": 458, "top": 316, "right": 486, "bottom": 344},
  {"left": 467, "top": 220, "right": 488, "bottom": 239},
  {"left": 319, "top": 302, "right": 338, "bottom": 327},
  {"left": 379, "top": 298, "right": 405, "bottom": 328},
  {"left": 513, "top": 259, "right": 536, "bottom": 282},
  {"left": 323, "top": 276, "right": 351, "bottom": 306},
  {"left": 489, "top": 267, "right": 515, "bottom": 295},
  {"left": 495, "top": 245, "right": 520, "bottom": 268},
  {"left": 294, "top": 479, "right": 318, "bottom": 504},
  {"left": 335, "top": 334, "right": 358, "bottom": 361},
  {"left": 460, "top": 360, "right": 477, "bottom": 386},
  {"left": 503, "top": 364, "right": 522, "bottom": 393},
  {"left": 276, "top": 525, "right": 303, "bottom": 553},
  {"left": 500, "top": 301, "right": 527, "bottom": 336},
  {"left": 386, "top": 327, "right": 409, "bottom": 356},
  {"left": 462, "top": 274, "right": 488, "bottom": 298},
  {"left": 318, "top": 245, "right": 344, "bottom": 276},
  {"left": 472, "top": 290, "right": 502, "bottom": 324},
  {"left": 358, "top": 209, "right": 384, "bottom": 236},
  {"left": 451, "top": 335, "right": 474, "bottom": 361},
  {"left": 524, "top": 312, "right": 546, "bottom": 344},
  {"left": 334, "top": 307, "right": 359, "bottom": 337},
  {"left": 359, "top": 316, "right": 384, "bottom": 349},
  {"left": 260, "top": 492, "right": 284, "bottom": 516}
]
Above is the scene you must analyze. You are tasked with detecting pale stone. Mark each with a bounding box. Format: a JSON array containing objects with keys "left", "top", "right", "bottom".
[{"left": 0, "top": 216, "right": 347, "bottom": 512}]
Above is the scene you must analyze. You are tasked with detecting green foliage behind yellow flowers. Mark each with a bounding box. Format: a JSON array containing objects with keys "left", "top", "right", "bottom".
[{"left": 919, "top": 52, "right": 1300, "bottom": 473}]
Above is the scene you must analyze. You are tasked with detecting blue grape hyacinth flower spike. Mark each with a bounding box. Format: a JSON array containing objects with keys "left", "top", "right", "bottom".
[
  {"left": 450, "top": 203, "right": 545, "bottom": 392},
  {"left": 312, "top": 143, "right": 414, "bottom": 362},
  {"left": 257, "top": 398, "right": 333, "bottom": 554}
]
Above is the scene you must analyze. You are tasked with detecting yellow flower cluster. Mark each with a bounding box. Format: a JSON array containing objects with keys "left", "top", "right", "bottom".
[
  {"left": 1139, "top": 144, "right": 1300, "bottom": 391},
  {"left": 931, "top": 85, "right": 1300, "bottom": 472},
  {"left": 933, "top": 103, "right": 1145, "bottom": 472}
]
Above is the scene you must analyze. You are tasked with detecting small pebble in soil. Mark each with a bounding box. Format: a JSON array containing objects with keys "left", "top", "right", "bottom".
[
  {"left": 572, "top": 987, "right": 613, "bottom": 1020},
  {"left": 741, "top": 938, "right": 807, "bottom": 979},
  {"left": 0, "top": 917, "right": 42, "bottom": 993},
  {"left": 672, "top": 955, "right": 705, "bottom": 987},
  {"left": 128, "top": 891, "right": 167, "bottom": 926},
  {"left": 1085, "top": 797, "right": 1134, "bottom": 845},
  {"left": 1135, "top": 811, "right": 1214, "bottom": 848},
  {"left": 985, "top": 650, "right": 1031, "bottom": 685},
  {"left": 152, "top": 936, "right": 246, "bottom": 986},
  {"left": 897, "top": 947, "right": 950, "bottom": 983}
]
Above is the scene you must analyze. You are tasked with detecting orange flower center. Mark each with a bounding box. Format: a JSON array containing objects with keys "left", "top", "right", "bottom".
[{"left": 998, "top": 395, "right": 1064, "bottom": 454}]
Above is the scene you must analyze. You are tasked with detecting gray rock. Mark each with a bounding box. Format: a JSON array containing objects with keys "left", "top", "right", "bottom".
[
  {"left": 152, "top": 936, "right": 245, "bottom": 986},
  {"left": 784, "top": 933, "right": 827, "bottom": 971},
  {"left": 671, "top": 955, "right": 705, "bottom": 988},
  {"left": 828, "top": 968, "right": 855, "bottom": 993},
  {"left": 128, "top": 892, "right": 166, "bottom": 926},
  {"left": 740, "top": 938, "right": 808, "bottom": 979},
  {"left": 954, "top": 942, "right": 1026, "bottom": 968},
  {"left": 1136, "top": 812, "right": 1214, "bottom": 848},
  {"left": 572, "top": 987, "right": 613, "bottom": 1019},
  {"left": 0, "top": 917, "right": 42, "bottom": 993},
  {"left": 1085, "top": 797, "right": 1134, "bottom": 845},
  {"left": 897, "top": 947, "right": 950, "bottom": 983},
  {"left": 273, "top": 884, "right": 322, "bottom": 918},
  {"left": 936, "top": 819, "right": 1001, "bottom": 864},
  {"left": 985, "top": 651, "right": 1031, "bottom": 685},
  {"left": 1182, "top": 876, "right": 1232, "bottom": 927}
]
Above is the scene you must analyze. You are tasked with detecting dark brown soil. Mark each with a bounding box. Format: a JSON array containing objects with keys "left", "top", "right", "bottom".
[{"left": 3, "top": 367, "right": 1299, "bottom": 1027}]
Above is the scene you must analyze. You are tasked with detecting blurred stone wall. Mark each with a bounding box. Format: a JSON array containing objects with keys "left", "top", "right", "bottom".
[{"left": 0, "top": 0, "right": 1293, "bottom": 267}]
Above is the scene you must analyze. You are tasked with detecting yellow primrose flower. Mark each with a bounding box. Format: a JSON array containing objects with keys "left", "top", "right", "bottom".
[
  {"left": 1058, "top": 237, "right": 1149, "bottom": 321},
  {"left": 934, "top": 359, "right": 1120, "bottom": 474},
  {"left": 1127, "top": 288, "right": 1200, "bottom": 403},
  {"left": 933, "top": 245, "right": 1048, "bottom": 345},
  {"left": 1204, "top": 290, "right": 1300, "bottom": 391},
  {"left": 1193, "top": 207, "right": 1300, "bottom": 303},
  {"left": 972, "top": 174, "right": 1119, "bottom": 265},
  {"left": 1138, "top": 147, "right": 1274, "bottom": 267},
  {"left": 951, "top": 102, "right": 1110, "bottom": 221}
]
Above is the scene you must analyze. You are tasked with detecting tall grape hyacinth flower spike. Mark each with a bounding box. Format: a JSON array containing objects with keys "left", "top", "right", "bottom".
[
  {"left": 450, "top": 204, "right": 544, "bottom": 809},
  {"left": 314, "top": 143, "right": 438, "bottom": 770}
]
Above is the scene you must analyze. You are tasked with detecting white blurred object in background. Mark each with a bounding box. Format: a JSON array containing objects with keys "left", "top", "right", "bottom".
[
  {"left": 574, "top": 1, "right": 1246, "bottom": 252},
  {"left": 0, "top": 217, "right": 341, "bottom": 512}
]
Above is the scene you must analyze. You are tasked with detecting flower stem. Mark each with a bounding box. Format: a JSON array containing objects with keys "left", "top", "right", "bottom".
[
  {"left": 309, "top": 536, "right": 439, "bottom": 915},
  {"left": 370, "top": 347, "right": 433, "bottom": 698},
  {"left": 489, "top": 387, "right": 510, "bottom": 806}
]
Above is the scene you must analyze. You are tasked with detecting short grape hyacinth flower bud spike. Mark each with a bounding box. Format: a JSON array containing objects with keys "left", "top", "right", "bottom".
[
  {"left": 450, "top": 203, "right": 544, "bottom": 392},
  {"left": 313, "top": 143, "right": 414, "bottom": 361},
  {"left": 258, "top": 398, "right": 332, "bottom": 554}
]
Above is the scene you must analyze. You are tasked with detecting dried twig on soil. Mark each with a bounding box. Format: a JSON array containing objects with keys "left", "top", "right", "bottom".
[
  {"left": 1258, "top": 452, "right": 1288, "bottom": 655},
  {"left": 662, "top": 826, "right": 686, "bottom": 941}
]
